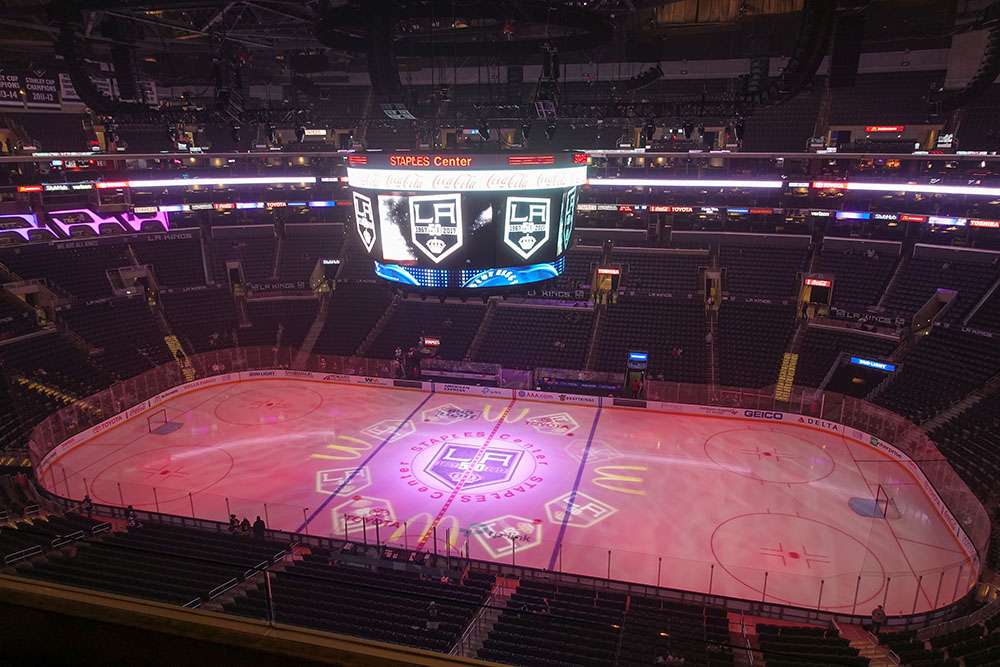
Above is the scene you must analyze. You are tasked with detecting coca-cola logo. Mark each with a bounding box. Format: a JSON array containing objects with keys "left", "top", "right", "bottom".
[{"left": 349, "top": 167, "right": 586, "bottom": 192}]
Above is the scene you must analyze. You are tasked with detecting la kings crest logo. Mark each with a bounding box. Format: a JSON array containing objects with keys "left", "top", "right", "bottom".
[
  {"left": 504, "top": 197, "right": 551, "bottom": 260},
  {"left": 353, "top": 192, "right": 377, "bottom": 252},
  {"left": 557, "top": 186, "right": 578, "bottom": 254},
  {"left": 410, "top": 193, "right": 463, "bottom": 263}
]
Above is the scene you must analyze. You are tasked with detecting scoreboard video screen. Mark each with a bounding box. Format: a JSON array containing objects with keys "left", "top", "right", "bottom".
[{"left": 347, "top": 152, "right": 587, "bottom": 288}]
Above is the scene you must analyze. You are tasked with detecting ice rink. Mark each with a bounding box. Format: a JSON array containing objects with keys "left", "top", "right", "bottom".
[{"left": 37, "top": 378, "right": 977, "bottom": 615}]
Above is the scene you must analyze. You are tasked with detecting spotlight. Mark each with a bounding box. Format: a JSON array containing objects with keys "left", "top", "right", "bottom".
[
  {"left": 644, "top": 121, "right": 656, "bottom": 141},
  {"left": 521, "top": 122, "right": 531, "bottom": 139},
  {"left": 478, "top": 123, "right": 490, "bottom": 141},
  {"left": 295, "top": 126, "right": 305, "bottom": 143},
  {"left": 545, "top": 122, "right": 556, "bottom": 140}
]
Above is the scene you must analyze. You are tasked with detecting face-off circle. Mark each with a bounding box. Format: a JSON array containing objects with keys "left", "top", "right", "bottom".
[
  {"left": 90, "top": 445, "right": 235, "bottom": 507},
  {"left": 711, "top": 513, "right": 886, "bottom": 610},
  {"left": 704, "top": 428, "right": 835, "bottom": 484},
  {"left": 214, "top": 386, "right": 323, "bottom": 425}
]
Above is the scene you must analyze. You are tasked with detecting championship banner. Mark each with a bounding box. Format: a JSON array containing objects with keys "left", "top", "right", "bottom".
[
  {"left": 24, "top": 69, "right": 59, "bottom": 108},
  {"left": 0, "top": 69, "right": 23, "bottom": 107},
  {"left": 59, "top": 73, "right": 80, "bottom": 102}
]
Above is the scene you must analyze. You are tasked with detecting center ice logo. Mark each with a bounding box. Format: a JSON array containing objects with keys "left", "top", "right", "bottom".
[{"left": 424, "top": 444, "right": 523, "bottom": 490}]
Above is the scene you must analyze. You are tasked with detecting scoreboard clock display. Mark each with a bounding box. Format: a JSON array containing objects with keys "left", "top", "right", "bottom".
[{"left": 347, "top": 152, "right": 587, "bottom": 288}]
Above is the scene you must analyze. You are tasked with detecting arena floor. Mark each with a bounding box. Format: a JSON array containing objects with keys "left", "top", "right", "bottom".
[{"left": 38, "top": 379, "right": 976, "bottom": 616}]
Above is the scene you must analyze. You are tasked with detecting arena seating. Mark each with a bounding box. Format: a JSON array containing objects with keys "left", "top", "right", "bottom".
[
  {"left": 224, "top": 545, "right": 492, "bottom": 652},
  {"left": 882, "top": 255, "right": 1000, "bottom": 322},
  {"left": 161, "top": 288, "right": 239, "bottom": 352},
  {"left": 335, "top": 240, "right": 379, "bottom": 281},
  {"left": 756, "top": 624, "right": 866, "bottom": 667},
  {"left": 313, "top": 284, "right": 394, "bottom": 356},
  {"left": 877, "top": 630, "right": 952, "bottom": 667},
  {"left": 0, "top": 473, "right": 41, "bottom": 517},
  {"left": 874, "top": 327, "right": 1000, "bottom": 423},
  {"left": 829, "top": 71, "right": 945, "bottom": 126},
  {"left": 209, "top": 233, "right": 276, "bottom": 284},
  {"left": 131, "top": 234, "right": 207, "bottom": 287},
  {"left": 474, "top": 305, "right": 593, "bottom": 370},
  {"left": 1, "top": 512, "right": 103, "bottom": 563},
  {"left": 0, "top": 389, "right": 25, "bottom": 451},
  {"left": 615, "top": 249, "right": 706, "bottom": 296},
  {"left": 277, "top": 224, "right": 344, "bottom": 281},
  {"left": 813, "top": 243, "right": 899, "bottom": 311},
  {"left": 4, "top": 210, "right": 1000, "bottom": 667},
  {"left": 929, "top": 392, "right": 1000, "bottom": 508},
  {"left": 367, "top": 299, "right": 486, "bottom": 361},
  {"left": 717, "top": 302, "right": 795, "bottom": 388},
  {"left": 115, "top": 124, "right": 175, "bottom": 153},
  {"left": 479, "top": 579, "right": 732, "bottom": 667},
  {"left": 0, "top": 294, "right": 38, "bottom": 341},
  {"left": 2, "top": 112, "right": 91, "bottom": 152},
  {"left": 15, "top": 521, "right": 289, "bottom": 606},
  {"left": 0, "top": 332, "right": 114, "bottom": 411},
  {"left": 795, "top": 327, "right": 898, "bottom": 387},
  {"left": 59, "top": 297, "right": 173, "bottom": 380},
  {"left": 741, "top": 86, "right": 823, "bottom": 152},
  {"left": 968, "top": 287, "right": 1000, "bottom": 332},
  {"left": 720, "top": 244, "right": 807, "bottom": 299},
  {"left": 594, "top": 299, "right": 707, "bottom": 383},
  {"left": 0, "top": 242, "right": 133, "bottom": 300},
  {"left": 239, "top": 299, "right": 318, "bottom": 349},
  {"left": 558, "top": 247, "right": 603, "bottom": 293}
]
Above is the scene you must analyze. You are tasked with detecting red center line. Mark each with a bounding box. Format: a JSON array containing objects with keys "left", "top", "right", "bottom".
[{"left": 415, "top": 398, "right": 516, "bottom": 550}]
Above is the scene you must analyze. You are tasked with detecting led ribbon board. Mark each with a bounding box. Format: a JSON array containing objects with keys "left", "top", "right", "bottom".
[
  {"left": 850, "top": 356, "right": 896, "bottom": 372},
  {"left": 586, "top": 178, "right": 783, "bottom": 189},
  {"left": 346, "top": 166, "right": 586, "bottom": 192}
]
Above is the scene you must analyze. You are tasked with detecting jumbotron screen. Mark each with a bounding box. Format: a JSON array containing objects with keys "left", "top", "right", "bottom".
[{"left": 347, "top": 152, "right": 587, "bottom": 288}]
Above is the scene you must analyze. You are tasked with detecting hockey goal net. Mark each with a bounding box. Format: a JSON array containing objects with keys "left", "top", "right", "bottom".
[
  {"left": 874, "top": 484, "right": 894, "bottom": 519},
  {"left": 147, "top": 409, "right": 168, "bottom": 434}
]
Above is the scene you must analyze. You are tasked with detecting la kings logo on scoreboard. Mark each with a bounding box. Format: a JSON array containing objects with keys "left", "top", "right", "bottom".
[
  {"left": 410, "top": 193, "right": 463, "bottom": 263},
  {"left": 505, "top": 197, "right": 551, "bottom": 260},
  {"left": 558, "top": 186, "right": 578, "bottom": 254},
  {"left": 353, "top": 192, "right": 377, "bottom": 252}
]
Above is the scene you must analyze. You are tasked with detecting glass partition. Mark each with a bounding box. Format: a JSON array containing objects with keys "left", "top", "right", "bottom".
[{"left": 25, "top": 347, "right": 989, "bottom": 624}]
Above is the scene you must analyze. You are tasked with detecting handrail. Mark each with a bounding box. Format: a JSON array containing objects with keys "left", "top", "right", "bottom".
[
  {"left": 3, "top": 544, "right": 42, "bottom": 565},
  {"left": 740, "top": 611, "right": 755, "bottom": 666},
  {"left": 450, "top": 576, "right": 510, "bottom": 656},
  {"left": 207, "top": 578, "right": 240, "bottom": 600},
  {"left": 50, "top": 529, "right": 85, "bottom": 548},
  {"left": 918, "top": 587, "right": 1000, "bottom": 640}
]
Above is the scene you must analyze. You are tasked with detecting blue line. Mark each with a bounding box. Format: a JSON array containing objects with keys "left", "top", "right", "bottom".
[
  {"left": 296, "top": 392, "right": 434, "bottom": 534},
  {"left": 547, "top": 404, "right": 602, "bottom": 570}
]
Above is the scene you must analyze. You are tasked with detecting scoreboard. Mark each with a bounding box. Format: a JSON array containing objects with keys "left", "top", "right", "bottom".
[{"left": 347, "top": 152, "right": 587, "bottom": 288}]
